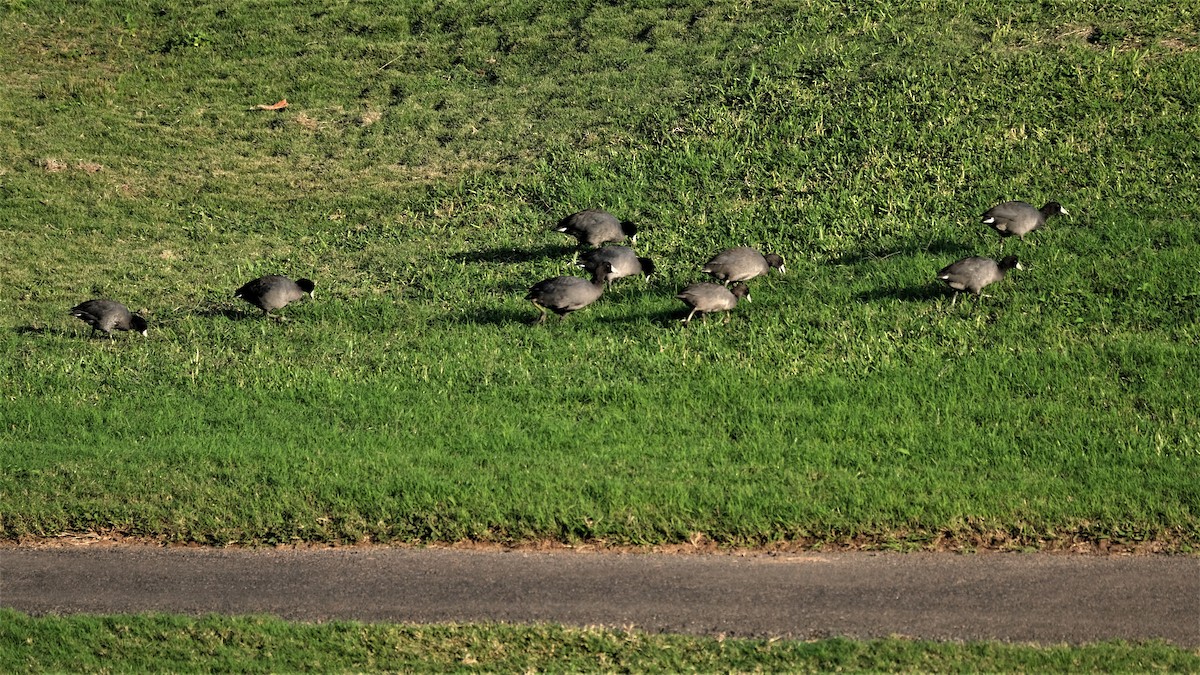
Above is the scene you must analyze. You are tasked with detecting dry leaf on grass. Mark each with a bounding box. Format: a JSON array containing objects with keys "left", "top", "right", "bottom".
[{"left": 254, "top": 99, "right": 289, "bottom": 111}]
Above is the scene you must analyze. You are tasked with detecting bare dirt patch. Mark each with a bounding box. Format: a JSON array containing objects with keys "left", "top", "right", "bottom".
[
  {"left": 294, "top": 112, "right": 322, "bottom": 131},
  {"left": 1160, "top": 36, "right": 1200, "bottom": 53},
  {"left": 36, "top": 158, "right": 104, "bottom": 173},
  {"left": 38, "top": 157, "right": 69, "bottom": 172}
]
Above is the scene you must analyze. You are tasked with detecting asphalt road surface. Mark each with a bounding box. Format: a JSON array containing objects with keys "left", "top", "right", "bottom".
[{"left": 2, "top": 546, "right": 1197, "bottom": 647}]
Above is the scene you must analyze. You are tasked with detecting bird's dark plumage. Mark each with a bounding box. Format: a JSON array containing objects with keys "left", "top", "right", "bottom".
[
  {"left": 702, "top": 247, "right": 785, "bottom": 284},
  {"left": 69, "top": 299, "right": 148, "bottom": 337},
  {"left": 578, "top": 246, "right": 655, "bottom": 285},
  {"left": 234, "top": 275, "right": 315, "bottom": 319},
  {"left": 937, "top": 255, "right": 1021, "bottom": 303},
  {"left": 675, "top": 283, "right": 751, "bottom": 324},
  {"left": 982, "top": 201, "right": 1068, "bottom": 242},
  {"left": 554, "top": 209, "right": 638, "bottom": 248},
  {"left": 526, "top": 262, "right": 612, "bottom": 323}
]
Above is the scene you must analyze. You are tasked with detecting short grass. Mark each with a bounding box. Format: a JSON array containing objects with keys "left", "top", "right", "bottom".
[
  {"left": 2, "top": 610, "right": 1197, "bottom": 673},
  {"left": 0, "top": 1, "right": 1197, "bottom": 549}
]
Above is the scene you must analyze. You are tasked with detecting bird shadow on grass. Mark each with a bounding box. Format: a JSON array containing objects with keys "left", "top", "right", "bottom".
[
  {"left": 831, "top": 237, "right": 978, "bottom": 267},
  {"left": 193, "top": 305, "right": 253, "bottom": 320},
  {"left": 856, "top": 283, "right": 948, "bottom": 303},
  {"left": 600, "top": 306, "right": 685, "bottom": 328},
  {"left": 446, "top": 306, "right": 539, "bottom": 326},
  {"left": 494, "top": 280, "right": 539, "bottom": 295},
  {"left": 14, "top": 324, "right": 70, "bottom": 337},
  {"left": 452, "top": 243, "right": 577, "bottom": 265},
  {"left": 16, "top": 324, "right": 147, "bottom": 339}
]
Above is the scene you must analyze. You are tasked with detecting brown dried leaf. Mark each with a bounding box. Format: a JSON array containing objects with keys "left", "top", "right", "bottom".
[{"left": 255, "top": 99, "right": 289, "bottom": 111}]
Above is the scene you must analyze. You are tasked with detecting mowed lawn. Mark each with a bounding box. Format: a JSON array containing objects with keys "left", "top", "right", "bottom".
[
  {"left": 3, "top": 610, "right": 1198, "bottom": 673},
  {"left": 0, "top": 0, "right": 1197, "bottom": 550}
]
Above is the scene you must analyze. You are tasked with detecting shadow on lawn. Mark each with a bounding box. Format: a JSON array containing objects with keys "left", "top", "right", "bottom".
[
  {"left": 17, "top": 323, "right": 158, "bottom": 339},
  {"left": 447, "top": 303, "right": 680, "bottom": 328},
  {"left": 857, "top": 283, "right": 948, "bottom": 303},
  {"left": 193, "top": 305, "right": 254, "bottom": 320},
  {"left": 14, "top": 324, "right": 70, "bottom": 337},
  {"left": 831, "top": 237, "right": 979, "bottom": 266},
  {"left": 452, "top": 243, "right": 577, "bottom": 265},
  {"left": 651, "top": 309, "right": 702, "bottom": 327},
  {"left": 448, "top": 306, "right": 539, "bottom": 326}
]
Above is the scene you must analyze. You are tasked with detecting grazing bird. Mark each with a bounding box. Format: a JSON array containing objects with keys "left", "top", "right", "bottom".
[
  {"left": 982, "top": 201, "right": 1068, "bottom": 246},
  {"left": 577, "top": 246, "right": 656, "bottom": 286},
  {"left": 554, "top": 209, "right": 638, "bottom": 248},
  {"left": 234, "top": 275, "right": 315, "bottom": 320},
  {"left": 526, "top": 262, "right": 612, "bottom": 324},
  {"left": 702, "top": 247, "right": 785, "bottom": 285},
  {"left": 937, "top": 255, "right": 1022, "bottom": 305},
  {"left": 69, "top": 299, "right": 148, "bottom": 337},
  {"left": 676, "top": 283, "right": 751, "bottom": 324}
]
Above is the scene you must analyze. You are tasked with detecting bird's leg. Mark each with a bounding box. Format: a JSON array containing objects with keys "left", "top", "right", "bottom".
[{"left": 681, "top": 308, "right": 697, "bottom": 324}]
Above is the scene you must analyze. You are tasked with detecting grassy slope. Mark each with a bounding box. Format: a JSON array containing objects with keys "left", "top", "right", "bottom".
[
  {"left": 2, "top": 610, "right": 1198, "bottom": 672},
  {"left": 0, "top": 1, "right": 1197, "bottom": 547}
]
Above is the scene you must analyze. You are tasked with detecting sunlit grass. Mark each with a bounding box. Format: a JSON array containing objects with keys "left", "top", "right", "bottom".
[
  {"left": 0, "top": 0, "right": 1196, "bottom": 550},
  {"left": 3, "top": 610, "right": 1197, "bottom": 673}
]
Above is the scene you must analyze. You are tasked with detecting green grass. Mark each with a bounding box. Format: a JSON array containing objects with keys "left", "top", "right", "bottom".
[
  {"left": 2, "top": 610, "right": 1197, "bottom": 673},
  {"left": 0, "top": 0, "right": 1197, "bottom": 549}
]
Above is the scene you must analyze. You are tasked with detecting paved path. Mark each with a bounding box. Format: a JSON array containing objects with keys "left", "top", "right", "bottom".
[{"left": 2, "top": 547, "right": 1197, "bottom": 647}]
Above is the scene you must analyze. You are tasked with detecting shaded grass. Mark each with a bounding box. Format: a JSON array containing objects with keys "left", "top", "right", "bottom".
[
  {"left": 0, "top": 0, "right": 1197, "bottom": 548},
  {"left": 2, "top": 610, "right": 1197, "bottom": 673}
]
